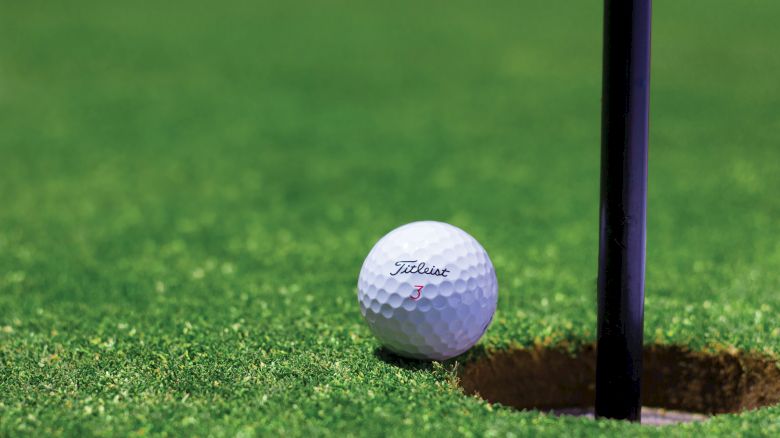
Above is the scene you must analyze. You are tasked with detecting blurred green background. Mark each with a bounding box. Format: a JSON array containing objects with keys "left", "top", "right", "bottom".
[{"left": 1, "top": 1, "right": 779, "bottom": 436}]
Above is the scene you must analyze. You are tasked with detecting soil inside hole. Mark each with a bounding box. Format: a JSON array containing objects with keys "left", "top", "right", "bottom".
[{"left": 458, "top": 344, "right": 780, "bottom": 423}]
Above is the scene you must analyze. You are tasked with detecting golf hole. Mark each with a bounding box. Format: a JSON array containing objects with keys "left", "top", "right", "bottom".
[{"left": 458, "top": 344, "right": 780, "bottom": 425}]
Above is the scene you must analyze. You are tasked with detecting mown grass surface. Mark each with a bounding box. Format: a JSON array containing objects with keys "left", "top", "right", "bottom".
[{"left": 1, "top": 1, "right": 779, "bottom": 436}]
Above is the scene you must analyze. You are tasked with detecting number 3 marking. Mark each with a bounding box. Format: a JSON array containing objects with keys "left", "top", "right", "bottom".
[{"left": 410, "top": 285, "right": 424, "bottom": 301}]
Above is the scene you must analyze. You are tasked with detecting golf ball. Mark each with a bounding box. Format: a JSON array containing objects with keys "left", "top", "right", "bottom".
[{"left": 357, "top": 221, "right": 498, "bottom": 360}]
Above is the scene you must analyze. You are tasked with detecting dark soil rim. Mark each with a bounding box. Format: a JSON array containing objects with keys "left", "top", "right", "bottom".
[{"left": 458, "top": 344, "right": 780, "bottom": 424}]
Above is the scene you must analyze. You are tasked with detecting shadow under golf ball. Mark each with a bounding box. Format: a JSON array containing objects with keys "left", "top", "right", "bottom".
[{"left": 458, "top": 344, "right": 780, "bottom": 425}]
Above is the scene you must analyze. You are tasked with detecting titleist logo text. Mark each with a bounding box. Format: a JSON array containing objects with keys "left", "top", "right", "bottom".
[{"left": 390, "top": 260, "right": 450, "bottom": 278}]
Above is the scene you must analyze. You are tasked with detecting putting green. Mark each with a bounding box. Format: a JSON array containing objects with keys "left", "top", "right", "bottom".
[{"left": 1, "top": 1, "right": 779, "bottom": 436}]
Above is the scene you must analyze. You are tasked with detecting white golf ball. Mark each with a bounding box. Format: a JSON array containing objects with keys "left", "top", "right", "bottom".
[{"left": 357, "top": 221, "right": 498, "bottom": 360}]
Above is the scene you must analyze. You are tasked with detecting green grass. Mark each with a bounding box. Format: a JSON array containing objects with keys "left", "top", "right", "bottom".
[{"left": 2, "top": 0, "right": 780, "bottom": 436}]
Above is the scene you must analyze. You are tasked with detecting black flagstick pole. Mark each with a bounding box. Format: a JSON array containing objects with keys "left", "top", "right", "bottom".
[{"left": 595, "top": 0, "right": 652, "bottom": 422}]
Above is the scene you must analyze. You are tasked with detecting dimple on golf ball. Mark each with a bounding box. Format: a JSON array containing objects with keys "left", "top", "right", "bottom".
[{"left": 357, "top": 221, "right": 498, "bottom": 360}]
